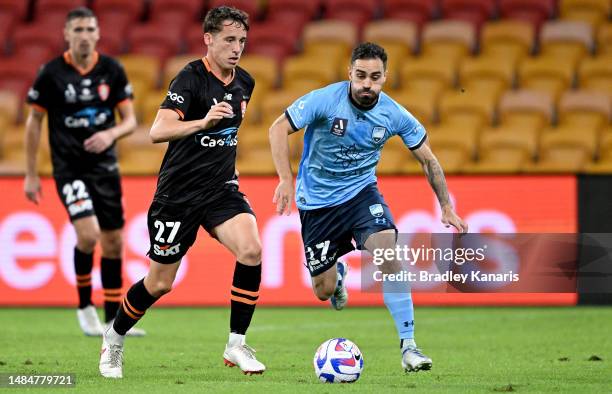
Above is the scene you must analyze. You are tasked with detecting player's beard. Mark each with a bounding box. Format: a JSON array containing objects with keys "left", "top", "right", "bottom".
[{"left": 355, "top": 89, "right": 378, "bottom": 106}]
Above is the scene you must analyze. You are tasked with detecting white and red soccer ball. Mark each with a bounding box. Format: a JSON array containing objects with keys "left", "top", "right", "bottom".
[{"left": 313, "top": 338, "right": 364, "bottom": 383}]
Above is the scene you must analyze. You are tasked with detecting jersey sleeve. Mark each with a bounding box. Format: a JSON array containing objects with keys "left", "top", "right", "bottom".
[
  {"left": 284, "top": 88, "right": 329, "bottom": 131},
  {"left": 109, "top": 62, "right": 134, "bottom": 106},
  {"left": 160, "top": 69, "right": 194, "bottom": 120},
  {"left": 396, "top": 106, "right": 427, "bottom": 150},
  {"left": 26, "top": 65, "right": 51, "bottom": 112}
]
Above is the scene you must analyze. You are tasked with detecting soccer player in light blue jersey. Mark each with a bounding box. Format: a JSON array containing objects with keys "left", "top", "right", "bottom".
[{"left": 269, "top": 42, "right": 468, "bottom": 372}]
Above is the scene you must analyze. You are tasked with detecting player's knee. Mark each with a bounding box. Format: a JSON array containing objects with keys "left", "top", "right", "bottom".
[
  {"left": 237, "top": 242, "right": 262, "bottom": 265},
  {"left": 101, "top": 235, "right": 123, "bottom": 258},
  {"left": 149, "top": 280, "right": 173, "bottom": 297},
  {"left": 76, "top": 229, "right": 100, "bottom": 252}
]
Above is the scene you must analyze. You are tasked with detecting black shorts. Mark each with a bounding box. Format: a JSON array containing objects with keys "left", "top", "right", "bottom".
[
  {"left": 146, "top": 187, "right": 255, "bottom": 264},
  {"left": 299, "top": 183, "right": 396, "bottom": 277},
  {"left": 54, "top": 173, "right": 124, "bottom": 230}
]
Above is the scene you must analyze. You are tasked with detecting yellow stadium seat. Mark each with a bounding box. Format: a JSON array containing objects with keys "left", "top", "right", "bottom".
[
  {"left": 237, "top": 125, "right": 268, "bottom": 149},
  {"left": 236, "top": 145, "right": 276, "bottom": 175},
  {"left": 426, "top": 125, "right": 478, "bottom": 173},
  {"left": 597, "top": 23, "right": 612, "bottom": 54},
  {"left": 463, "top": 128, "right": 537, "bottom": 173},
  {"left": 238, "top": 54, "right": 279, "bottom": 92},
  {"left": 499, "top": 89, "right": 554, "bottom": 131},
  {"left": 558, "top": 90, "right": 611, "bottom": 132},
  {"left": 139, "top": 90, "right": 166, "bottom": 127},
  {"left": 260, "top": 89, "right": 303, "bottom": 128},
  {"left": 518, "top": 56, "right": 576, "bottom": 102},
  {"left": 561, "top": 0, "right": 610, "bottom": 29},
  {"left": 283, "top": 55, "right": 338, "bottom": 91},
  {"left": 302, "top": 20, "right": 357, "bottom": 61},
  {"left": 0, "top": 90, "right": 20, "bottom": 124},
  {"left": 117, "top": 127, "right": 166, "bottom": 175},
  {"left": 481, "top": 20, "right": 535, "bottom": 66},
  {"left": 118, "top": 54, "right": 161, "bottom": 91},
  {"left": 422, "top": 20, "right": 476, "bottom": 63},
  {"left": 162, "top": 55, "right": 199, "bottom": 89},
  {"left": 525, "top": 127, "right": 598, "bottom": 173},
  {"left": 586, "top": 130, "right": 612, "bottom": 173},
  {"left": 459, "top": 56, "right": 516, "bottom": 99},
  {"left": 578, "top": 54, "right": 612, "bottom": 97},
  {"left": 388, "top": 89, "right": 437, "bottom": 127},
  {"left": 399, "top": 56, "right": 457, "bottom": 98},
  {"left": 540, "top": 21, "right": 594, "bottom": 65},
  {"left": 438, "top": 89, "right": 497, "bottom": 131}
]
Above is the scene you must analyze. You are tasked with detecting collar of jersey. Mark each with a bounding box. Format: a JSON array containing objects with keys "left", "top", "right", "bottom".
[
  {"left": 347, "top": 82, "right": 378, "bottom": 112},
  {"left": 63, "top": 50, "right": 99, "bottom": 76},
  {"left": 202, "top": 57, "right": 235, "bottom": 86}
]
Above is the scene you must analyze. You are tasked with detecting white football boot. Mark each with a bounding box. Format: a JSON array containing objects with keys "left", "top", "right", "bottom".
[
  {"left": 77, "top": 305, "right": 104, "bottom": 336},
  {"left": 99, "top": 328, "right": 124, "bottom": 379},
  {"left": 330, "top": 260, "right": 349, "bottom": 310},
  {"left": 223, "top": 341, "right": 266, "bottom": 375},
  {"left": 105, "top": 319, "right": 146, "bottom": 337},
  {"left": 401, "top": 345, "right": 433, "bottom": 372}
]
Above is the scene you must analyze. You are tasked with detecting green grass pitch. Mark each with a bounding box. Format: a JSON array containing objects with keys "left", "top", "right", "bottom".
[{"left": 1, "top": 307, "right": 610, "bottom": 393}]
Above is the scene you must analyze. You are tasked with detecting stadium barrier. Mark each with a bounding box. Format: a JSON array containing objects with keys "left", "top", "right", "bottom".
[{"left": 0, "top": 176, "right": 579, "bottom": 306}]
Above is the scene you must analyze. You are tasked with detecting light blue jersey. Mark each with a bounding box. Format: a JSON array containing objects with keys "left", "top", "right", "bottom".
[{"left": 285, "top": 81, "right": 427, "bottom": 210}]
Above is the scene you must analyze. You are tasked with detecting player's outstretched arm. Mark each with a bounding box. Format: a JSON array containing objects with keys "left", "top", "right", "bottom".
[
  {"left": 24, "top": 107, "right": 45, "bottom": 204},
  {"left": 411, "top": 141, "right": 468, "bottom": 233},
  {"left": 149, "top": 103, "right": 233, "bottom": 143},
  {"left": 269, "top": 113, "right": 296, "bottom": 215},
  {"left": 84, "top": 100, "right": 137, "bottom": 153}
]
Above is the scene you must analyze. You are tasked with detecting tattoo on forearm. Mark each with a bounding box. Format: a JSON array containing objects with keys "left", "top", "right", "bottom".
[{"left": 425, "top": 159, "right": 450, "bottom": 208}]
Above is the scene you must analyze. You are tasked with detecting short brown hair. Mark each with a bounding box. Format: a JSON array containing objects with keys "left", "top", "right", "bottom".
[
  {"left": 203, "top": 6, "right": 249, "bottom": 33},
  {"left": 66, "top": 7, "right": 96, "bottom": 25}
]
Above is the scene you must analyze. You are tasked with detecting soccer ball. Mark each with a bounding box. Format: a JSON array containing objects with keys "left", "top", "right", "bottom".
[{"left": 313, "top": 338, "right": 364, "bottom": 383}]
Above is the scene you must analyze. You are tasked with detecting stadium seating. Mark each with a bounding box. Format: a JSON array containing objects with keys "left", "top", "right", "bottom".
[
  {"left": 93, "top": 0, "right": 144, "bottom": 22},
  {"left": 208, "top": 0, "right": 260, "bottom": 19},
  {"left": 518, "top": 56, "right": 576, "bottom": 102},
  {"left": 388, "top": 90, "right": 437, "bottom": 127},
  {"left": 283, "top": 56, "right": 338, "bottom": 91},
  {"left": 481, "top": 20, "right": 535, "bottom": 65},
  {"left": 12, "top": 21, "right": 65, "bottom": 61},
  {"left": 540, "top": 20, "right": 594, "bottom": 65},
  {"left": 149, "top": 0, "right": 204, "bottom": 25},
  {"left": 597, "top": 23, "right": 612, "bottom": 54},
  {"left": 381, "top": 0, "right": 439, "bottom": 28},
  {"left": 324, "top": 0, "right": 379, "bottom": 30},
  {"left": 117, "top": 127, "right": 166, "bottom": 175},
  {"left": 558, "top": 90, "right": 611, "bottom": 132},
  {"left": 438, "top": 89, "right": 497, "bottom": 131},
  {"left": 421, "top": 20, "right": 476, "bottom": 62},
  {"left": 129, "top": 23, "right": 183, "bottom": 62},
  {"left": 586, "top": 130, "right": 612, "bottom": 173},
  {"left": 400, "top": 56, "right": 457, "bottom": 98},
  {"left": 525, "top": 127, "right": 598, "bottom": 173},
  {"left": 459, "top": 55, "right": 516, "bottom": 99},
  {"left": 0, "top": 0, "right": 29, "bottom": 21},
  {"left": 427, "top": 126, "right": 478, "bottom": 173},
  {"left": 498, "top": 0, "right": 556, "bottom": 31},
  {"left": 441, "top": 0, "right": 497, "bottom": 31},
  {"left": 499, "top": 89, "right": 554, "bottom": 131},
  {"left": 463, "top": 127, "right": 538, "bottom": 173},
  {"left": 246, "top": 21, "right": 301, "bottom": 64},
  {"left": 302, "top": 20, "right": 358, "bottom": 61},
  {"left": 578, "top": 54, "right": 612, "bottom": 97},
  {"left": 0, "top": 90, "right": 20, "bottom": 124},
  {"left": 560, "top": 0, "right": 610, "bottom": 29},
  {"left": 34, "top": 0, "right": 86, "bottom": 21}
]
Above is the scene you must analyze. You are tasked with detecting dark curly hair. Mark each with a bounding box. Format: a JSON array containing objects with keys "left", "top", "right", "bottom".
[
  {"left": 351, "top": 42, "right": 388, "bottom": 70},
  {"left": 203, "top": 6, "right": 249, "bottom": 33}
]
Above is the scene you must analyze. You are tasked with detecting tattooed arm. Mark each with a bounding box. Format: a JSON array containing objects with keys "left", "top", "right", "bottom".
[{"left": 411, "top": 140, "right": 468, "bottom": 233}]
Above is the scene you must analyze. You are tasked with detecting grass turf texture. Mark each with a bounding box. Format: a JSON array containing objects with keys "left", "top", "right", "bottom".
[{"left": 0, "top": 307, "right": 610, "bottom": 393}]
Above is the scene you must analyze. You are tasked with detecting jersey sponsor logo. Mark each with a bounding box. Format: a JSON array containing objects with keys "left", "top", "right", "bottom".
[
  {"left": 372, "top": 126, "right": 386, "bottom": 143},
  {"left": 64, "top": 84, "right": 77, "bottom": 103},
  {"left": 223, "top": 93, "right": 232, "bottom": 101},
  {"left": 196, "top": 127, "right": 238, "bottom": 148},
  {"left": 153, "top": 243, "right": 182, "bottom": 257},
  {"left": 167, "top": 91, "right": 184, "bottom": 104},
  {"left": 369, "top": 203, "right": 384, "bottom": 218},
  {"left": 98, "top": 83, "right": 110, "bottom": 101},
  {"left": 68, "top": 198, "right": 93, "bottom": 216},
  {"left": 64, "top": 107, "right": 112, "bottom": 128},
  {"left": 330, "top": 117, "right": 348, "bottom": 137},
  {"left": 79, "top": 87, "right": 94, "bottom": 101}
]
